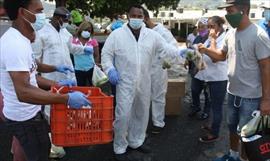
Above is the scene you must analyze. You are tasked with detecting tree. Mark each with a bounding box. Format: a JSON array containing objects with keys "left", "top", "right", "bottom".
[{"left": 63, "top": 0, "right": 180, "bottom": 19}]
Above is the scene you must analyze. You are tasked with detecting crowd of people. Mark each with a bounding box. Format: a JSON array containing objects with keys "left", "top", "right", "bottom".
[{"left": 0, "top": 0, "right": 270, "bottom": 161}]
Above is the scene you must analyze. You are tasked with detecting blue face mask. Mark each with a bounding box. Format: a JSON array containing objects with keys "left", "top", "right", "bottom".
[
  {"left": 129, "top": 18, "right": 144, "bottom": 30},
  {"left": 81, "top": 31, "right": 91, "bottom": 39},
  {"left": 24, "top": 9, "right": 46, "bottom": 31},
  {"left": 264, "top": 9, "right": 270, "bottom": 22}
]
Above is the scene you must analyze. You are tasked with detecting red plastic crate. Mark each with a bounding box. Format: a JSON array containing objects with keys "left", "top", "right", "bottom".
[{"left": 50, "top": 86, "right": 114, "bottom": 147}]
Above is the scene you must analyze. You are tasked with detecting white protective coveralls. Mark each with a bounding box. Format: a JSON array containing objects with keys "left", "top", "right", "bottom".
[
  {"left": 32, "top": 23, "right": 85, "bottom": 118},
  {"left": 151, "top": 23, "right": 178, "bottom": 128},
  {"left": 32, "top": 23, "right": 85, "bottom": 82},
  {"left": 101, "top": 24, "right": 182, "bottom": 154}
]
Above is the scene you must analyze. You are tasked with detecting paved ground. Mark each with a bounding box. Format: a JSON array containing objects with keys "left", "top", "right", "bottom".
[{"left": 0, "top": 99, "right": 229, "bottom": 161}]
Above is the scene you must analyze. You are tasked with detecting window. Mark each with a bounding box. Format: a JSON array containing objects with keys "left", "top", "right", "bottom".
[
  {"left": 250, "top": 13, "right": 255, "bottom": 18},
  {"left": 169, "top": 13, "right": 174, "bottom": 17},
  {"left": 160, "top": 12, "right": 165, "bottom": 17},
  {"left": 178, "top": 8, "right": 184, "bottom": 13}
]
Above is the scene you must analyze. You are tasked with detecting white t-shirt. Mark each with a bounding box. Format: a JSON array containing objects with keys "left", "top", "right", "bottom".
[
  {"left": 187, "top": 33, "right": 197, "bottom": 45},
  {"left": 0, "top": 27, "right": 41, "bottom": 121},
  {"left": 195, "top": 32, "right": 228, "bottom": 82}
]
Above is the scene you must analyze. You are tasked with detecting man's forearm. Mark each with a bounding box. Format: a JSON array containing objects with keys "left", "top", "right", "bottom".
[
  {"left": 36, "top": 75, "right": 56, "bottom": 90},
  {"left": 259, "top": 57, "right": 270, "bottom": 100},
  {"left": 36, "top": 61, "right": 56, "bottom": 73},
  {"left": 18, "top": 84, "right": 68, "bottom": 105}
]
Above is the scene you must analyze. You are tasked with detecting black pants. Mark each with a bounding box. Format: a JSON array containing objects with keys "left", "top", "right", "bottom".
[
  {"left": 191, "top": 77, "right": 210, "bottom": 114},
  {"left": 6, "top": 112, "right": 51, "bottom": 161},
  {"left": 75, "top": 69, "right": 94, "bottom": 86}
]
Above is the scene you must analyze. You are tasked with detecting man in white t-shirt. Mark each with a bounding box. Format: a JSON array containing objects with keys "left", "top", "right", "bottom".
[{"left": 0, "top": 0, "right": 91, "bottom": 160}]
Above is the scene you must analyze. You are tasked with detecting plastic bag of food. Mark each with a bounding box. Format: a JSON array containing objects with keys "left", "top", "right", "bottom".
[{"left": 92, "top": 65, "right": 109, "bottom": 87}]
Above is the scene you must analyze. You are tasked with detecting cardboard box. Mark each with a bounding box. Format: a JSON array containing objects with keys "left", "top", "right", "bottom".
[
  {"left": 165, "top": 97, "right": 182, "bottom": 115},
  {"left": 166, "top": 78, "right": 186, "bottom": 98}
]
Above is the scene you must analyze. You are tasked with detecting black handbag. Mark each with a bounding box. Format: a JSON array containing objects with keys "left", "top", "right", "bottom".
[{"left": 242, "top": 116, "right": 270, "bottom": 161}]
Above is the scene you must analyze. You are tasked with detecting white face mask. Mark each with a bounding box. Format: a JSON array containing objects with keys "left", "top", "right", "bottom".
[
  {"left": 129, "top": 18, "right": 144, "bottom": 30},
  {"left": 23, "top": 9, "right": 46, "bottom": 31},
  {"left": 81, "top": 31, "right": 91, "bottom": 39}
]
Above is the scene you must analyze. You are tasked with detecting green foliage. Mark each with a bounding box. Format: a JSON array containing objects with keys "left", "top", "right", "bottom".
[{"left": 64, "top": 0, "right": 180, "bottom": 18}]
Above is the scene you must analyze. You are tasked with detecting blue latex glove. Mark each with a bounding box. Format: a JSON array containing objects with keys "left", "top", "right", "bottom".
[
  {"left": 57, "top": 79, "right": 77, "bottom": 87},
  {"left": 55, "top": 65, "right": 74, "bottom": 74},
  {"left": 84, "top": 46, "right": 94, "bottom": 55},
  {"left": 67, "top": 91, "right": 92, "bottom": 109},
  {"left": 108, "top": 68, "right": 120, "bottom": 85}
]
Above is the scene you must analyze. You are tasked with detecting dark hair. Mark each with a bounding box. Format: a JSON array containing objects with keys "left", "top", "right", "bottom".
[
  {"left": 127, "top": 4, "right": 143, "bottom": 13},
  {"left": 208, "top": 16, "right": 225, "bottom": 27},
  {"left": 142, "top": 7, "right": 150, "bottom": 18},
  {"left": 236, "top": 4, "right": 250, "bottom": 15},
  {"left": 4, "top": 0, "right": 33, "bottom": 20}
]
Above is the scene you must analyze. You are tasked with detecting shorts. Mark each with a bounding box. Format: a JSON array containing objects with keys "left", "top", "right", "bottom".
[
  {"left": 227, "top": 93, "right": 260, "bottom": 134},
  {"left": 6, "top": 112, "right": 51, "bottom": 161}
]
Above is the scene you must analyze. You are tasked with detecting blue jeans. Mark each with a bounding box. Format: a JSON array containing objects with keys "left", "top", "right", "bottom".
[
  {"left": 227, "top": 93, "right": 260, "bottom": 134},
  {"left": 191, "top": 78, "right": 210, "bottom": 114},
  {"left": 208, "top": 81, "right": 227, "bottom": 137}
]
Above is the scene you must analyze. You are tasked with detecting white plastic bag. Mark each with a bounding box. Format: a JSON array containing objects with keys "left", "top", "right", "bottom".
[
  {"left": 92, "top": 65, "right": 109, "bottom": 87},
  {"left": 241, "top": 111, "right": 262, "bottom": 137}
]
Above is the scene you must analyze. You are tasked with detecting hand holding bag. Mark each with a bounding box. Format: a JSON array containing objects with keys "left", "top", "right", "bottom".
[
  {"left": 92, "top": 65, "right": 109, "bottom": 87},
  {"left": 242, "top": 116, "right": 270, "bottom": 161}
]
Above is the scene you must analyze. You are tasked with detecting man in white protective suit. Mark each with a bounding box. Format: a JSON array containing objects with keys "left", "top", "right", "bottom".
[
  {"left": 31, "top": 7, "right": 93, "bottom": 159},
  {"left": 143, "top": 8, "right": 179, "bottom": 134},
  {"left": 32, "top": 7, "right": 93, "bottom": 82},
  {"left": 101, "top": 4, "right": 186, "bottom": 161}
]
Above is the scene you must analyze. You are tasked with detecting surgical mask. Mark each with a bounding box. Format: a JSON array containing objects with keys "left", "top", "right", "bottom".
[
  {"left": 81, "top": 31, "right": 91, "bottom": 39},
  {"left": 199, "top": 29, "right": 208, "bottom": 37},
  {"left": 225, "top": 12, "right": 243, "bottom": 28},
  {"left": 61, "top": 22, "right": 69, "bottom": 29},
  {"left": 23, "top": 9, "right": 46, "bottom": 31},
  {"left": 264, "top": 9, "right": 270, "bottom": 22},
  {"left": 129, "top": 18, "right": 144, "bottom": 30}
]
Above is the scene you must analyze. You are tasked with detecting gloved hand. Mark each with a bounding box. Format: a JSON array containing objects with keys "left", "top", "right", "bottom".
[
  {"left": 55, "top": 65, "right": 74, "bottom": 74},
  {"left": 179, "top": 48, "right": 194, "bottom": 59},
  {"left": 67, "top": 91, "right": 92, "bottom": 109},
  {"left": 84, "top": 46, "right": 94, "bottom": 55},
  {"left": 57, "top": 79, "right": 77, "bottom": 87},
  {"left": 108, "top": 68, "right": 120, "bottom": 85}
]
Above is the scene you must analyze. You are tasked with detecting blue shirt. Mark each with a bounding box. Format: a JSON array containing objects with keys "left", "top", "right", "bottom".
[
  {"left": 258, "top": 19, "right": 270, "bottom": 38},
  {"left": 74, "top": 52, "right": 95, "bottom": 71}
]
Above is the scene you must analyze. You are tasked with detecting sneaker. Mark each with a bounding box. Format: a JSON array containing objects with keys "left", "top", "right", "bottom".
[
  {"left": 213, "top": 154, "right": 241, "bottom": 161},
  {"left": 188, "top": 108, "right": 201, "bottom": 117},
  {"left": 197, "top": 112, "right": 209, "bottom": 120},
  {"left": 199, "top": 134, "right": 219, "bottom": 143},
  {"left": 130, "top": 143, "right": 151, "bottom": 153},
  {"left": 151, "top": 126, "right": 163, "bottom": 134}
]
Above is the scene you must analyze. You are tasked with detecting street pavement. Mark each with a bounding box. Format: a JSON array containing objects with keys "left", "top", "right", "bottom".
[{"left": 0, "top": 100, "right": 229, "bottom": 161}]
